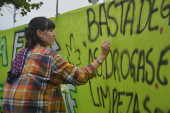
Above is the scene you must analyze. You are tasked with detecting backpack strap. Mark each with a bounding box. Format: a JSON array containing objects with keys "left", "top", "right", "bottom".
[{"left": 6, "top": 48, "right": 28, "bottom": 84}]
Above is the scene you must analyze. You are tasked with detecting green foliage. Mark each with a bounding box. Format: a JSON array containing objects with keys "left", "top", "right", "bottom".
[{"left": 0, "top": 0, "right": 43, "bottom": 16}]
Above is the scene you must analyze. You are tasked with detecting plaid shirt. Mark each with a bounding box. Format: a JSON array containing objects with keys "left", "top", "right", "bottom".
[{"left": 3, "top": 47, "right": 95, "bottom": 113}]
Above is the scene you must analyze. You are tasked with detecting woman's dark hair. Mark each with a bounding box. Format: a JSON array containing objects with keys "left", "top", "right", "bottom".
[{"left": 25, "top": 17, "right": 55, "bottom": 49}]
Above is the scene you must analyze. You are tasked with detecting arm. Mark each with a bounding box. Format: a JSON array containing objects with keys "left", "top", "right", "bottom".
[
  {"left": 75, "top": 40, "right": 111, "bottom": 83},
  {"left": 51, "top": 40, "right": 111, "bottom": 85}
]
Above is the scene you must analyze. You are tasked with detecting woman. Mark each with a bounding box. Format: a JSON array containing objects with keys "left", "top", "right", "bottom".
[{"left": 3, "top": 17, "right": 111, "bottom": 113}]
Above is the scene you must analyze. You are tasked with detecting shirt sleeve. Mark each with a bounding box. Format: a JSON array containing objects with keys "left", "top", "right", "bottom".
[{"left": 50, "top": 54, "right": 96, "bottom": 85}]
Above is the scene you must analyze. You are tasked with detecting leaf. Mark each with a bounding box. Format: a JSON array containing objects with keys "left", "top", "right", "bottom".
[{"left": 0, "top": 0, "right": 43, "bottom": 16}]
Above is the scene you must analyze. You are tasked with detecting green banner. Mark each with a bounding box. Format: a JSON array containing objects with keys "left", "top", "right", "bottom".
[{"left": 1, "top": 0, "right": 170, "bottom": 113}]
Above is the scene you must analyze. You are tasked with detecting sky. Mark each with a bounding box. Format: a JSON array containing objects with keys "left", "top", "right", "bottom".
[{"left": 0, "top": 0, "right": 92, "bottom": 30}]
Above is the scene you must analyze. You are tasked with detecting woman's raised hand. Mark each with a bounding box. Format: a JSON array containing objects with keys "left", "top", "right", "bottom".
[{"left": 101, "top": 40, "right": 111, "bottom": 55}]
